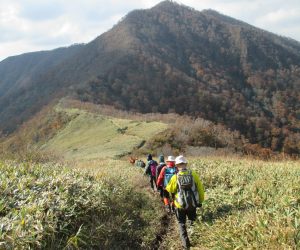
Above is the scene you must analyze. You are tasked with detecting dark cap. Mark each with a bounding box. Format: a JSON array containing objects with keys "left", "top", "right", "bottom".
[{"left": 159, "top": 155, "right": 164, "bottom": 163}]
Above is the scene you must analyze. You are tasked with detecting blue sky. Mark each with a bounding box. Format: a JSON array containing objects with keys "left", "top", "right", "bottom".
[{"left": 0, "top": 0, "right": 299, "bottom": 61}]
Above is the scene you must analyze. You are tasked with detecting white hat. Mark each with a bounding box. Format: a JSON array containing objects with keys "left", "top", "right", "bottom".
[
  {"left": 175, "top": 155, "right": 187, "bottom": 165},
  {"left": 166, "top": 156, "right": 175, "bottom": 162}
]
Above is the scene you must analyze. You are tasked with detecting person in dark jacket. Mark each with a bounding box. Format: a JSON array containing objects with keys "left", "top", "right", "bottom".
[
  {"left": 144, "top": 154, "right": 158, "bottom": 191},
  {"left": 156, "top": 155, "right": 166, "bottom": 199}
]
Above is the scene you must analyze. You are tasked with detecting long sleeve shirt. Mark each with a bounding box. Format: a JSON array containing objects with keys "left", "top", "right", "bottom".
[{"left": 166, "top": 169, "right": 205, "bottom": 209}]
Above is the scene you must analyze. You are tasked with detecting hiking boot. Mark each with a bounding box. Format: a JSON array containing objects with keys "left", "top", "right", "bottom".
[
  {"left": 182, "top": 241, "right": 191, "bottom": 250},
  {"left": 171, "top": 202, "right": 175, "bottom": 213},
  {"left": 165, "top": 205, "right": 171, "bottom": 214},
  {"left": 171, "top": 205, "right": 175, "bottom": 213}
]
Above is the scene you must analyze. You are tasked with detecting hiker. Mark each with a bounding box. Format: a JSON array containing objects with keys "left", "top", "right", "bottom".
[
  {"left": 144, "top": 154, "right": 158, "bottom": 191},
  {"left": 166, "top": 155, "right": 204, "bottom": 249},
  {"left": 156, "top": 155, "right": 166, "bottom": 199},
  {"left": 135, "top": 159, "right": 146, "bottom": 168},
  {"left": 129, "top": 156, "right": 136, "bottom": 165},
  {"left": 156, "top": 155, "right": 176, "bottom": 213}
]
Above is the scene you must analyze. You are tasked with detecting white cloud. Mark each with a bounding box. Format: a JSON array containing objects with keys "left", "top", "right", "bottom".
[
  {"left": 0, "top": 0, "right": 300, "bottom": 61},
  {"left": 0, "top": 40, "right": 48, "bottom": 59},
  {"left": 185, "top": 0, "right": 300, "bottom": 40},
  {"left": 19, "top": 0, "right": 64, "bottom": 21},
  {"left": 257, "top": 8, "right": 300, "bottom": 25}
]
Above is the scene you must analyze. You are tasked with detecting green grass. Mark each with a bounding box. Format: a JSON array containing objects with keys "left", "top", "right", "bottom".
[
  {"left": 42, "top": 109, "right": 167, "bottom": 160},
  {"left": 186, "top": 158, "right": 299, "bottom": 249},
  {"left": 1, "top": 155, "right": 299, "bottom": 249},
  {"left": 0, "top": 159, "right": 163, "bottom": 249}
]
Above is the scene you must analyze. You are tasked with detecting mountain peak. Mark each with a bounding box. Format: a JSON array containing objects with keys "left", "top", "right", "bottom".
[
  {"left": 152, "top": 0, "right": 180, "bottom": 8},
  {"left": 151, "top": 0, "right": 188, "bottom": 12}
]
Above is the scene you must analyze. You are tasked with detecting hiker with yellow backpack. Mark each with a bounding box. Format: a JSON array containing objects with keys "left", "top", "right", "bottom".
[{"left": 166, "top": 155, "right": 204, "bottom": 250}]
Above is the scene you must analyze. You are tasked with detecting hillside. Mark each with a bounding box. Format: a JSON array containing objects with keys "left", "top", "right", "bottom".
[
  {"left": 0, "top": 0, "right": 299, "bottom": 154},
  {"left": 0, "top": 45, "right": 84, "bottom": 132},
  {"left": 0, "top": 100, "right": 168, "bottom": 161},
  {"left": 2, "top": 98, "right": 255, "bottom": 162},
  {"left": 42, "top": 105, "right": 168, "bottom": 160}
]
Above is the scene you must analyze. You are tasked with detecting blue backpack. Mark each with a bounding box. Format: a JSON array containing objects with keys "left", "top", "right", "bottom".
[{"left": 164, "top": 167, "right": 176, "bottom": 187}]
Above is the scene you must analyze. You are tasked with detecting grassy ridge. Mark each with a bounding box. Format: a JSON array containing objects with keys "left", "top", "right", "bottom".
[
  {"left": 191, "top": 159, "right": 300, "bottom": 249},
  {"left": 42, "top": 108, "right": 167, "bottom": 160},
  {"left": 0, "top": 160, "right": 162, "bottom": 249}
]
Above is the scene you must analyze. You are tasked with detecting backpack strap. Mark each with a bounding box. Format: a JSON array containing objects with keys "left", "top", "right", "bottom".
[
  {"left": 189, "top": 170, "right": 200, "bottom": 207},
  {"left": 176, "top": 171, "right": 187, "bottom": 209}
]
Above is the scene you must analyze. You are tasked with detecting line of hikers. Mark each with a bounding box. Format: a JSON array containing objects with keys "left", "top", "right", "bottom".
[{"left": 143, "top": 154, "right": 205, "bottom": 249}]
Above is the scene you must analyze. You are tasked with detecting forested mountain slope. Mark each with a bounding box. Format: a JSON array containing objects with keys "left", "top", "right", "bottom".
[
  {"left": 0, "top": 0, "right": 299, "bottom": 153},
  {"left": 0, "top": 45, "right": 84, "bottom": 132}
]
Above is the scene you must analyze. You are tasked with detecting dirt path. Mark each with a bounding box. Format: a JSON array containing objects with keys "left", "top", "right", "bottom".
[
  {"left": 150, "top": 213, "right": 171, "bottom": 249},
  {"left": 149, "top": 197, "right": 203, "bottom": 250},
  {"left": 157, "top": 214, "right": 181, "bottom": 250},
  {"left": 147, "top": 193, "right": 183, "bottom": 250}
]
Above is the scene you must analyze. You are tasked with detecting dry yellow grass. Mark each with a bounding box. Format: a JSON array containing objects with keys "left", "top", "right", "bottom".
[
  {"left": 42, "top": 107, "right": 167, "bottom": 160},
  {"left": 0, "top": 158, "right": 164, "bottom": 249}
]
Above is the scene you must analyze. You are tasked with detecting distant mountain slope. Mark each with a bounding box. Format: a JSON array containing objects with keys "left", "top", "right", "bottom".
[
  {"left": 0, "top": 45, "right": 84, "bottom": 132},
  {"left": 0, "top": 45, "right": 84, "bottom": 97},
  {"left": 0, "top": 0, "right": 299, "bottom": 153}
]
